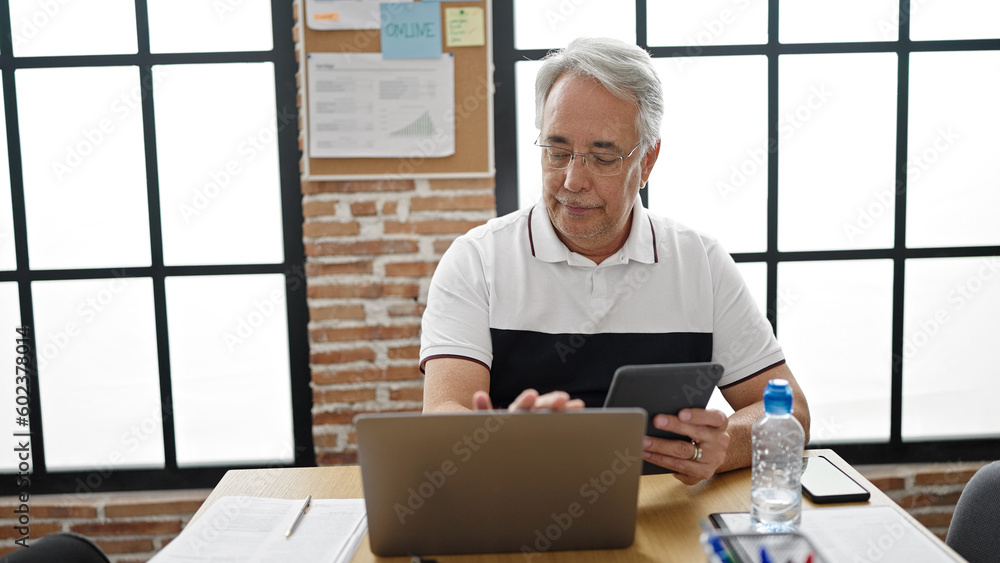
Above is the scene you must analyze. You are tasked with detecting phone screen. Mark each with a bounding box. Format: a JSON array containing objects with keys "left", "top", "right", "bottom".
[{"left": 801, "top": 455, "right": 870, "bottom": 503}]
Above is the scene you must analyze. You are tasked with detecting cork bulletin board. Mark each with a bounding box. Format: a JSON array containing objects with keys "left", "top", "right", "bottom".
[{"left": 297, "top": 0, "right": 495, "bottom": 180}]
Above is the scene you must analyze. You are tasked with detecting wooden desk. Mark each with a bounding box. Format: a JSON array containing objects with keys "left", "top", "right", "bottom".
[{"left": 193, "top": 449, "right": 961, "bottom": 562}]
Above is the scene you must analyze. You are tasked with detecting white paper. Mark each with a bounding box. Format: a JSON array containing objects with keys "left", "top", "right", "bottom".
[
  {"left": 717, "top": 506, "right": 955, "bottom": 562},
  {"left": 307, "top": 52, "right": 456, "bottom": 159},
  {"left": 150, "top": 496, "right": 367, "bottom": 563},
  {"left": 305, "top": 0, "right": 412, "bottom": 31}
]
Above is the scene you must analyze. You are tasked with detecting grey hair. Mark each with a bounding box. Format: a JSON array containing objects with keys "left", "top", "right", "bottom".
[{"left": 534, "top": 37, "right": 664, "bottom": 150}]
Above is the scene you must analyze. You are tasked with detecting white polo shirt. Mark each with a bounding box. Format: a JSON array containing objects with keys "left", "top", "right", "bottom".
[{"left": 420, "top": 197, "right": 784, "bottom": 408}]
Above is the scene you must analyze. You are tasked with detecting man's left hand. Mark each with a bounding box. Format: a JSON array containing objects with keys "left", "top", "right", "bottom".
[{"left": 642, "top": 408, "right": 731, "bottom": 485}]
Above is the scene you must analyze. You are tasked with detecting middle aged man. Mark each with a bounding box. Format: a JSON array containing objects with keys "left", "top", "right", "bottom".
[{"left": 418, "top": 37, "right": 810, "bottom": 485}]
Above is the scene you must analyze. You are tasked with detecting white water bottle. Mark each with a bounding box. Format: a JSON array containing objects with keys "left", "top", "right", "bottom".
[{"left": 750, "top": 378, "right": 804, "bottom": 533}]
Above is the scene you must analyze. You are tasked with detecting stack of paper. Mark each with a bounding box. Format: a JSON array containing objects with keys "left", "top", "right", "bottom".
[{"left": 150, "top": 496, "right": 367, "bottom": 563}]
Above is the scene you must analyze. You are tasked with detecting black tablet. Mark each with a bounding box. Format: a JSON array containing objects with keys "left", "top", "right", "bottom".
[{"left": 603, "top": 362, "right": 725, "bottom": 474}]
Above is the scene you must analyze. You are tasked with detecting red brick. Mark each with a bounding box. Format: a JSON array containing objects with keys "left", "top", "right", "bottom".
[
  {"left": 305, "top": 260, "right": 373, "bottom": 276},
  {"left": 391, "top": 387, "right": 424, "bottom": 402},
  {"left": 388, "top": 345, "right": 420, "bottom": 360},
  {"left": 306, "top": 240, "right": 418, "bottom": 256},
  {"left": 310, "top": 347, "right": 377, "bottom": 365},
  {"left": 385, "top": 261, "right": 438, "bottom": 277},
  {"left": 0, "top": 522, "right": 62, "bottom": 539},
  {"left": 302, "top": 221, "right": 360, "bottom": 238},
  {"left": 915, "top": 469, "right": 981, "bottom": 486},
  {"left": 313, "top": 388, "right": 377, "bottom": 404},
  {"left": 384, "top": 220, "right": 485, "bottom": 235},
  {"left": 429, "top": 178, "right": 495, "bottom": 190},
  {"left": 302, "top": 200, "right": 337, "bottom": 217},
  {"left": 312, "top": 364, "right": 421, "bottom": 385},
  {"left": 313, "top": 433, "right": 340, "bottom": 448},
  {"left": 312, "top": 410, "right": 365, "bottom": 426},
  {"left": 316, "top": 451, "right": 359, "bottom": 466},
  {"left": 313, "top": 367, "right": 383, "bottom": 385},
  {"left": 433, "top": 238, "right": 456, "bottom": 254},
  {"left": 348, "top": 431, "right": 357, "bottom": 445},
  {"left": 350, "top": 201, "right": 377, "bottom": 216},
  {"left": 303, "top": 180, "right": 415, "bottom": 194},
  {"left": 105, "top": 499, "right": 205, "bottom": 519},
  {"left": 385, "top": 365, "right": 422, "bottom": 381},
  {"left": 0, "top": 505, "right": 98, "bottom": 519},
  {"left": 868, "top": 476, "right": 906, "bottom": 492},
  {"left": 93, "top": 538, "right": 155, "bottom": 555},
  {"left": 70, "top": 520, "right": 183, "bottom": 537},
  {"left": 896, "top": 491, "right": 963, "bottom": 509},
  {"left": 410, "top": 195, "right": 496, "bottom": 212},
  {"left": 387, "top": 303, "right": 426, "bottom": 317},
  {"left": 307, "top": 283, "right": 419, "bottom": 299},
  {"left": 310, "top": 324, "right": 420, "bottom": 343},
  {"left": 310, "top": 305, "right": 366, "bottom": 321},
  {"left": 382, "top": 201, "right": 399, "bottom": 215},
  {"left": 914, "top": 512, "right": 953, "bottom": 528}
]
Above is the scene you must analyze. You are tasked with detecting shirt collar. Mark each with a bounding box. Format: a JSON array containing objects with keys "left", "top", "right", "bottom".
[{"left": 527, "top": 195, "right": 658, "bottom": 266}]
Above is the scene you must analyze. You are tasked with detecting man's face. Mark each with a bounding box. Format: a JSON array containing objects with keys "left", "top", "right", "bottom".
[{"left": 539, "top": 73, "right": 659, "bottom": 260}]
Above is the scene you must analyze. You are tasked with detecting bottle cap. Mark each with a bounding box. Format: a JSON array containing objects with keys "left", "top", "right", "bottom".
[{"left": 763, "top": 378, "right": 793, "bottom": 414}]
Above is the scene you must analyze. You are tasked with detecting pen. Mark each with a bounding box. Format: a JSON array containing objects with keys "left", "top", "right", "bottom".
[{"left": 285, "top": 495, "right": 311, "bottom": 538}]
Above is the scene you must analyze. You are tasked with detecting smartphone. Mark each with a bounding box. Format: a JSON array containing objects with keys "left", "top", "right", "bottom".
[{"left": 801, "top": 455, "right": 871, "bottom": 504}]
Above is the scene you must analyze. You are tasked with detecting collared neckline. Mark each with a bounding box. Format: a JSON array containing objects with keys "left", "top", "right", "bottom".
[{"left": 527, "top": 195, "right": 658, "bottom": 266}]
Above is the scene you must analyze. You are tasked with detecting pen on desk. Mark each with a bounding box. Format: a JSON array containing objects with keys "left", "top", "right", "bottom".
[{"left": 285, "top": 495, "right": 312, "bottom": 538}]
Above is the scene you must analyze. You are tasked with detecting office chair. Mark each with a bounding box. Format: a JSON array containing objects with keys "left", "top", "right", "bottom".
[
  {"left": 945, "top": 460, "right": 1000, "bottom": 563},
  {"left": 0, "top": 532, "right": 110, "bottom": 563}
]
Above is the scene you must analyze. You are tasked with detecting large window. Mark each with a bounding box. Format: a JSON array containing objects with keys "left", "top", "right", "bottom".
[
  {"left": 0, "top": 0, "right": 311, "bottom": 494},
  {"left": 494, "top": 1, "right": 1000, "bottom": 463}
]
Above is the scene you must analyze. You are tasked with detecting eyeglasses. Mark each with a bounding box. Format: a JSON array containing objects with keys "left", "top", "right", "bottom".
[{"left": 534, "top": 138, "right": 643, "bottom": 177}]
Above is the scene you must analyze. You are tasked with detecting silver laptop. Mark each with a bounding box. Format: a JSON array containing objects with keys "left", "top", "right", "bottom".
[{"left": 355, "top": 409, "right": 646, "bottom": 557}]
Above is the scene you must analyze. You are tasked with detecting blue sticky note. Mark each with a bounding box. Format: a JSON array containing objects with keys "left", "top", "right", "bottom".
[{"left": 381, "top": 2, "right": 442, "bottom": 60}]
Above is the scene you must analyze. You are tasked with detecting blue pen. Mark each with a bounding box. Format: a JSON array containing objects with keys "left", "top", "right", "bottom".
[
  {"left": 709, "top": 535, "right": 736, "bottom": 563},
  {"left": 759, "top": 545, "right": 773, "bottom": 563}
]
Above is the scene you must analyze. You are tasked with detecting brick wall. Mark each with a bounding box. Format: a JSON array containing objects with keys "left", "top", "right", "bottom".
[
  {"left": 0, "top": 489, "right": 209, "bottom": 561},
  {"left": 857, "top": 460, "right": 992, "bottom": 541},
  {"left": 303, "top": 177, "right": 497, "bottom": 465}
]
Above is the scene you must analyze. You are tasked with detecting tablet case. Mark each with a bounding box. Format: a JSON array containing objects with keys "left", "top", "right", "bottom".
[{"left": 603, "top": 362, "right": 725, "bottom": 474}]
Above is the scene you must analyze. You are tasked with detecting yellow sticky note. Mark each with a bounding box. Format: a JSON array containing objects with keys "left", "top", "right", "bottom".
[
  {"left": 445, "top": 7, "right": 485, "bottom": 47},
  {"left": 313, "top": 12, "right": 339, "bottom": 22}
]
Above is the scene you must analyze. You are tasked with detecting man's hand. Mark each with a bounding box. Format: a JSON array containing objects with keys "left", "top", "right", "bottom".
[
  {"left": 641, "top": 408, "right": 731, "bottom": 485},
  {"left": 473, "top": 389, "right": 586, "bottom": 412}
]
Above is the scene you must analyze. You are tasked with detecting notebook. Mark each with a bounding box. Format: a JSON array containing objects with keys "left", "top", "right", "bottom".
[{"left": 355, "top": 409, "right": 646, "bottom": 557}]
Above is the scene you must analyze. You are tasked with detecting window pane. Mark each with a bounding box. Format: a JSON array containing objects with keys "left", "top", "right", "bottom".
[
  {"left": 166, "top": 274, "right": 294, "bottom": 467},
  {"left": 0, "top": 283, "right": 23, "bottom": 472},
  {"left": 736, "top": 261, "right": 768, "bottom": 317},
  {"left": 148, "top": 0, "right": 273, "bottom": 54},
  {"left": 779, "top": 0, "right": 899, "bottom": 43},
  {"left": 778, "top": 53, "right": 897, "bottom": 252},
  {"left": 649, "top": 56, "right": 768, "bottom": 254},
  {"left": 154, "top": 63, "right": 284, "bottom": 266},
  {"left": 33, "top": 278, "right": 164, "bottom": 471},
  {"left": 647, "top": 0, "right": 768, "bottom": 47},
  {"left": 9, "top": 0, "right": 137, "bottom": 57},
  {"left": 515, "top": 60, "right": 544, "bottom": 210},
  {"left": 906, "top": 51, "right": 1000, "bottom": 248},
  {"left": 17, "top": 67, "right": 151, "bottom": 270},
  {"left": 0, "top": 78, "right": 12, "bottom": 270},
  {"left": 513, "top": 0, "right": 634, "bottom": 50},
  {"left": 778, "top": 260, "right": 894, "bottom": 443},
  {"left": 910, "top": 0, "right": 1000, "bottom": 41},
  {"left": 903, "top": 257, "right": 1000, "bottom": 440}
]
